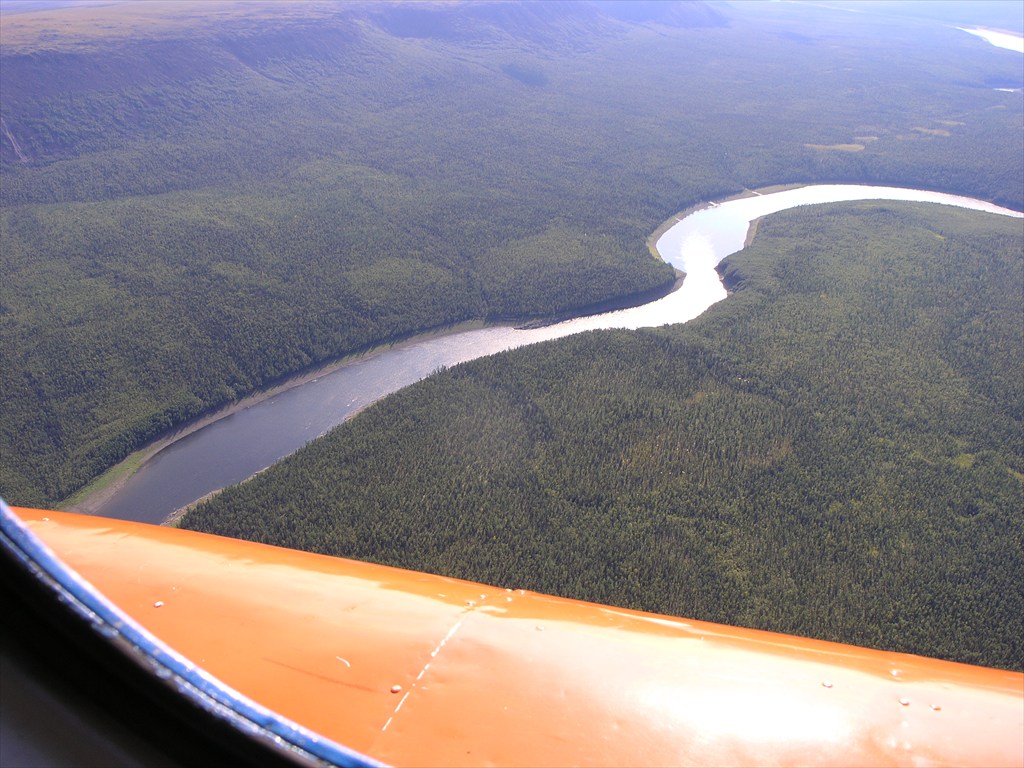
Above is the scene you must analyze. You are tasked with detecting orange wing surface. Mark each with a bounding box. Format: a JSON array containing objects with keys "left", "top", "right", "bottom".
[{"left": 7, "top": 506, "right": 1024, "bottom": 767}]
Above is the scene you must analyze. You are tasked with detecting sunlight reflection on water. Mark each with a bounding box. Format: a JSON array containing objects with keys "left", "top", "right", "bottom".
[{"left": 957, "top": 27, "right": 1024, "bottom": 54}]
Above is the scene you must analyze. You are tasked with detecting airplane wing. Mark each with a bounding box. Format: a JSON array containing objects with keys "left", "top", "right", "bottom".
[{"left": 2, "top": 502, "right": 1022, "bottom": 767}]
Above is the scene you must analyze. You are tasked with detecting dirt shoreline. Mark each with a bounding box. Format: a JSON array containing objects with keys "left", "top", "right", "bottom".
[
  {"left": 63, "top": 319, "right": 488, "bottom": 518},
  {"left": 644, "top": 183, "right": 804, "bottom": 255}
]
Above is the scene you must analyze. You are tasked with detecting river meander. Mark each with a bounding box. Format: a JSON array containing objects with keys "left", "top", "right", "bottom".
[{"left": 87, "top": 185, "right": 1023, "bottom": 524}]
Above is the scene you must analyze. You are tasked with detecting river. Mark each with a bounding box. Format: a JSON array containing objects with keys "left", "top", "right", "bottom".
[{"left": 87, "top": 185, "right": 1023, "bottom": 524}]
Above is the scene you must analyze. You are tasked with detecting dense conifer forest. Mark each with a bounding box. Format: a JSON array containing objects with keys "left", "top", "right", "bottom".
[
  {"left": 185, "top": 203, "right": 1024, "bottom": 670},
  {"left": 2, "top": 1, "right": 1022, "bottom": 506}
]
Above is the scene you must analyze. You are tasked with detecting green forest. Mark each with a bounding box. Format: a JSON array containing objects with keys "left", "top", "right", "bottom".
[
  {"left": 2, "top": 0, "right": 1022, "bottom": 505},
  {"left": 184, "top": 203, "right": 1024, "bottom": 671}
]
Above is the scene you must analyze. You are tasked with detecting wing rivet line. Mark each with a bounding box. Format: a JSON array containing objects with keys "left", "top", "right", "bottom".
[{"left": 381, "top": 613, "right": 471, "bottom": 732}]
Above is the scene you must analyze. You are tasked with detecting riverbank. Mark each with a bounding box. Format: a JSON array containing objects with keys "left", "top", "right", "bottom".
[
  {"left": 62, "top": 318, "right": 489, "bottom": 516},
  {"left": 513, "top": 272, "right": 684, "bottom": 330},
  {"left": 644, "top": 182, "right": 808, "bottom": 257}
]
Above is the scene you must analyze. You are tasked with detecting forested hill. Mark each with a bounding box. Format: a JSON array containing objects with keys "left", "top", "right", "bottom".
[
  {"left": 184, "top": 203, "right": 1024, "bottom": 671},
  {"left": 2, "top": 0, "right": 1022, "bottom": 506}
]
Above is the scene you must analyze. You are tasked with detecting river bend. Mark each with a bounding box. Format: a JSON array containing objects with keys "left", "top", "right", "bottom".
[{"left": 89, "top": 185, "right": 1024, "bottom": 524}]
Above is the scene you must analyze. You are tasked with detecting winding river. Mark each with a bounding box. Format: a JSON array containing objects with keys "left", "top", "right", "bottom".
[{"left": 87, "top": 185, "right": 1023, "bottom": 525}]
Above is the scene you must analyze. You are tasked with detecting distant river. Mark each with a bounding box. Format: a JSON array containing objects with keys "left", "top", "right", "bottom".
[
  {"left": 90, "top": 185, "right": 1023, "bottom": 524},
  {"left": 957, "top": 26, "right": 1024, "bottom": 54}
]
